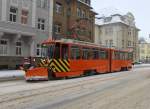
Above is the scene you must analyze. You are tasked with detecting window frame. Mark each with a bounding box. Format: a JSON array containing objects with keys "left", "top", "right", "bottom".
[
  {"left": 16, "top": 41, "right": 22, "bottom": 56},
  {"left": 0, "top": 39, "right": 8, "bottom": 56},
  {"left": 99, "top": 49, "right": 108, "bottom": 60},
  {"left": 37, "top": 0, "right": 48, "bottom": 9},
  {"left": 70, "top": 46, "right": 81, "bottom": 60},
  {"left": 54, "top": 24, "right": 61, "bottom": 34},
  {"left": 92, "top": 48, "right": 99, "bottom": 60},
  {"left": 37, "top": 18, "right": 45, "bottom": 31},
  {"left": 36, "top": 44, "right": 41, "bottom": 57},
  {"left": 82, "top": 48, "right": 91, "bottom": 60},
  {"left": 9, "top": 7, "right": 18, "bottom": 22},
  {"left": 55, "top": 2, "right": 63, "bottom": 14}
]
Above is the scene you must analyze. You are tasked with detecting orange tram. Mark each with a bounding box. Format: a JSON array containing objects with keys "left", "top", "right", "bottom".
[{"left": 25, "top": 39, "right": 133, "bottom": 81}]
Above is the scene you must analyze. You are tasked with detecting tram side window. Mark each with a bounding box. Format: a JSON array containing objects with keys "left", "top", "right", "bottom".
[
  {"left": 124, "top": 52, "right": 128, "bottom": 60},
  {"left": 120, "top": 52, "right": 124, "bottom": 60},
  {"left": 82, "top": 49, "right": 90, "bottom": 60},
  {"left": 99, "top": 50, "right": 108, "bottom": 59},
  {"left": 128, "top": 52, "right": 133, "bottom": 60},
  {"left": 62, "top": 44, "right": 68, "bottom": 59},
  {"left": 119, "top": 52, "right": 127, "bottom": 60},
  {"left": 71, "top": 46, "right": 80, "bottom": 60},
  {"left": 112, "top": 51, "right": 115, "bottom": 59},
  {"left": 114, "top": 51, "right": 120, "bottom": 60},
  {"left": 41, "top": 46, "right": 48, "bottom": 58},
  {"left": 47, "top": 45, "right": 55, "bottom": 58},
  {"left": 93, "top": 50, "right": 99, "bottom": 59}
]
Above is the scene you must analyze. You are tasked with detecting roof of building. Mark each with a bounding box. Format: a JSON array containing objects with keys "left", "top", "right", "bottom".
[
  {"left": 95, "top": 8, "right": 139, "bottom": 30},
  {"left": 95, "top": 13, "right": 140, "bottom": 30},
  {"left": 96, "top": 7, "right": 124, "bottom": 17}
]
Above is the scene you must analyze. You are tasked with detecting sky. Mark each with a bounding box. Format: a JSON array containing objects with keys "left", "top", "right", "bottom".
[{"left": 91, "top": 0, "right": 150, "bottom": 42}]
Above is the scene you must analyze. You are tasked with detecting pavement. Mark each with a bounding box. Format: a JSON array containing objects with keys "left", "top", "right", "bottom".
[{"left": 0, "top": 66, "right": 150, "bottom": 109}]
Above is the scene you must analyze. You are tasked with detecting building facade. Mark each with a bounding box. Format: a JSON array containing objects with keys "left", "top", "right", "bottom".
[
  {"left": 95, "top": 12, "right": 140, "bottom": 62},
  {"left": 53, "top": 0, "right": 96, "bottom": 42},
  {"left": 139, "top": 41, "right": 150, "bottom": 63},
  {"left": 0, "top": 0, "right": 53, "bottom": 69}
]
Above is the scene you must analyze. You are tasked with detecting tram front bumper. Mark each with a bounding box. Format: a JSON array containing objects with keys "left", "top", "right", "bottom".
[{"left": 25, "top": 67, "right": 48, "bottom": 81}]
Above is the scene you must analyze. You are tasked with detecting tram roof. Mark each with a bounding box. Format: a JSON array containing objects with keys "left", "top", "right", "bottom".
[
  {"left": 42, "top": 38, "right": 132, "bottom": 52},
  {"left": 42, "top": 38, "right": 101, "bottom": 47}
]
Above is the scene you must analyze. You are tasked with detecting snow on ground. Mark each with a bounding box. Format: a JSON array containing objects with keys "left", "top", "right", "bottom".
[
  {"left": 0, "top": 70, "right": 25, "bottom": 79},
  {"left": 133, "top": 64, "right": 150, "bottom": 68}
]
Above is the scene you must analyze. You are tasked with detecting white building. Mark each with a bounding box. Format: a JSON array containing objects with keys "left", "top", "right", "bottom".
[
  {"left": 0, "top": 0, "right": 53, "bottom": 69},
  {"left": 95, "top": 12, "right": 140, "bottom": 62}
]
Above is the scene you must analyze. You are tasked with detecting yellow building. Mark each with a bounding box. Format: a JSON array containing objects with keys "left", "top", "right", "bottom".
[{"left": 139, "top": 42, "right": 150, "bottom": 63}]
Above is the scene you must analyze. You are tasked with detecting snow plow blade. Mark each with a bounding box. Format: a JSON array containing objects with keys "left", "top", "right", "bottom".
[{"left": 25, "top": 67, "right": 48, "bottom": 81}]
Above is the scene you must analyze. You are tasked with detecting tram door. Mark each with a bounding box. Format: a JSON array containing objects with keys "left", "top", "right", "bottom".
[{"left": 48, "top": 43, "right": 60, "bottom": 79}]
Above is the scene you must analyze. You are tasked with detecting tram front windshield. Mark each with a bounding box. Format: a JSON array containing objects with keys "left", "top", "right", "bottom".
[{"left": 41, "top": 44, "right": 55, "bottom": 59}]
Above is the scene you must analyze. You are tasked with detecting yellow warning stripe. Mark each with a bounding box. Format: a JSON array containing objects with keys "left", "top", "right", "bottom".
[
  {"left": 39, "top": 59, "right": 70, "bottom": 73},
  {"left": 50, "top": 63, "right": 61, "bottom": 72},
  {"left": 64, "top": 60, "right": 70, "bottom": 66},
  {"left": 53, "top": 59, "right": 66, "bottom": 72},
  {"left": 59, "top": 59, "right": 70, "bottom": 72}
]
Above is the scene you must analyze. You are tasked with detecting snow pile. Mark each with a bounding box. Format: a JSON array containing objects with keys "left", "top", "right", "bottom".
[
  {"left": 0, "top": 70, "right": 25, "bottom": 79},
  {"left": 134, "top": 64, "right": 150, "bottom": 68}
]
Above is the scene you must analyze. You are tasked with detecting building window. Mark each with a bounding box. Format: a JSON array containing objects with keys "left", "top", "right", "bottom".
[
  {"left": 109, "top": 40, "right": 113, "bottom": 47},
  {"left": 21, "top": 10, "right": 28, "bottom": 24},
  {"left": 77, "top": 8, "right": 81, "bottom": 17},
  {"left": 54, "top": 24, "right": 61, "bottom": 34},
  {"left": 37, "top": 0, "right": 48, "bottom": 8},
  {"left": 16, "top": 41, "right": 22, "bottom": 56},
  {"left": 55, "top": 2, "right": 62, "bottom": 14},
  {"left": 0, "top": 39, "right": 8, "bottom": 55},
  {"left": 9, "top": 7, "right": 17, "bottom": 22},
  {"left": 37, "top": 18, "right": 45, "bottom": 30},
  {"left": 105, "top": 40, "right": 113, "bottom": 47},
  {"left": 36, "top": 44, "right": 41, "bottom": 57},
  {"left": 128, "top": 31, "right": 132, "bottom": 36},
  {"left": 81, "top": 10, "right": 86, "bottom": 18},
  {"left": 128, "top": 41, "right": 132, "bottom": 47}
]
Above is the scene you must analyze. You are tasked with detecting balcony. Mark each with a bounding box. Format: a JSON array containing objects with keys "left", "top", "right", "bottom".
[{"left": 0, "top": 21, "right": 36, "bottom": 36}]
